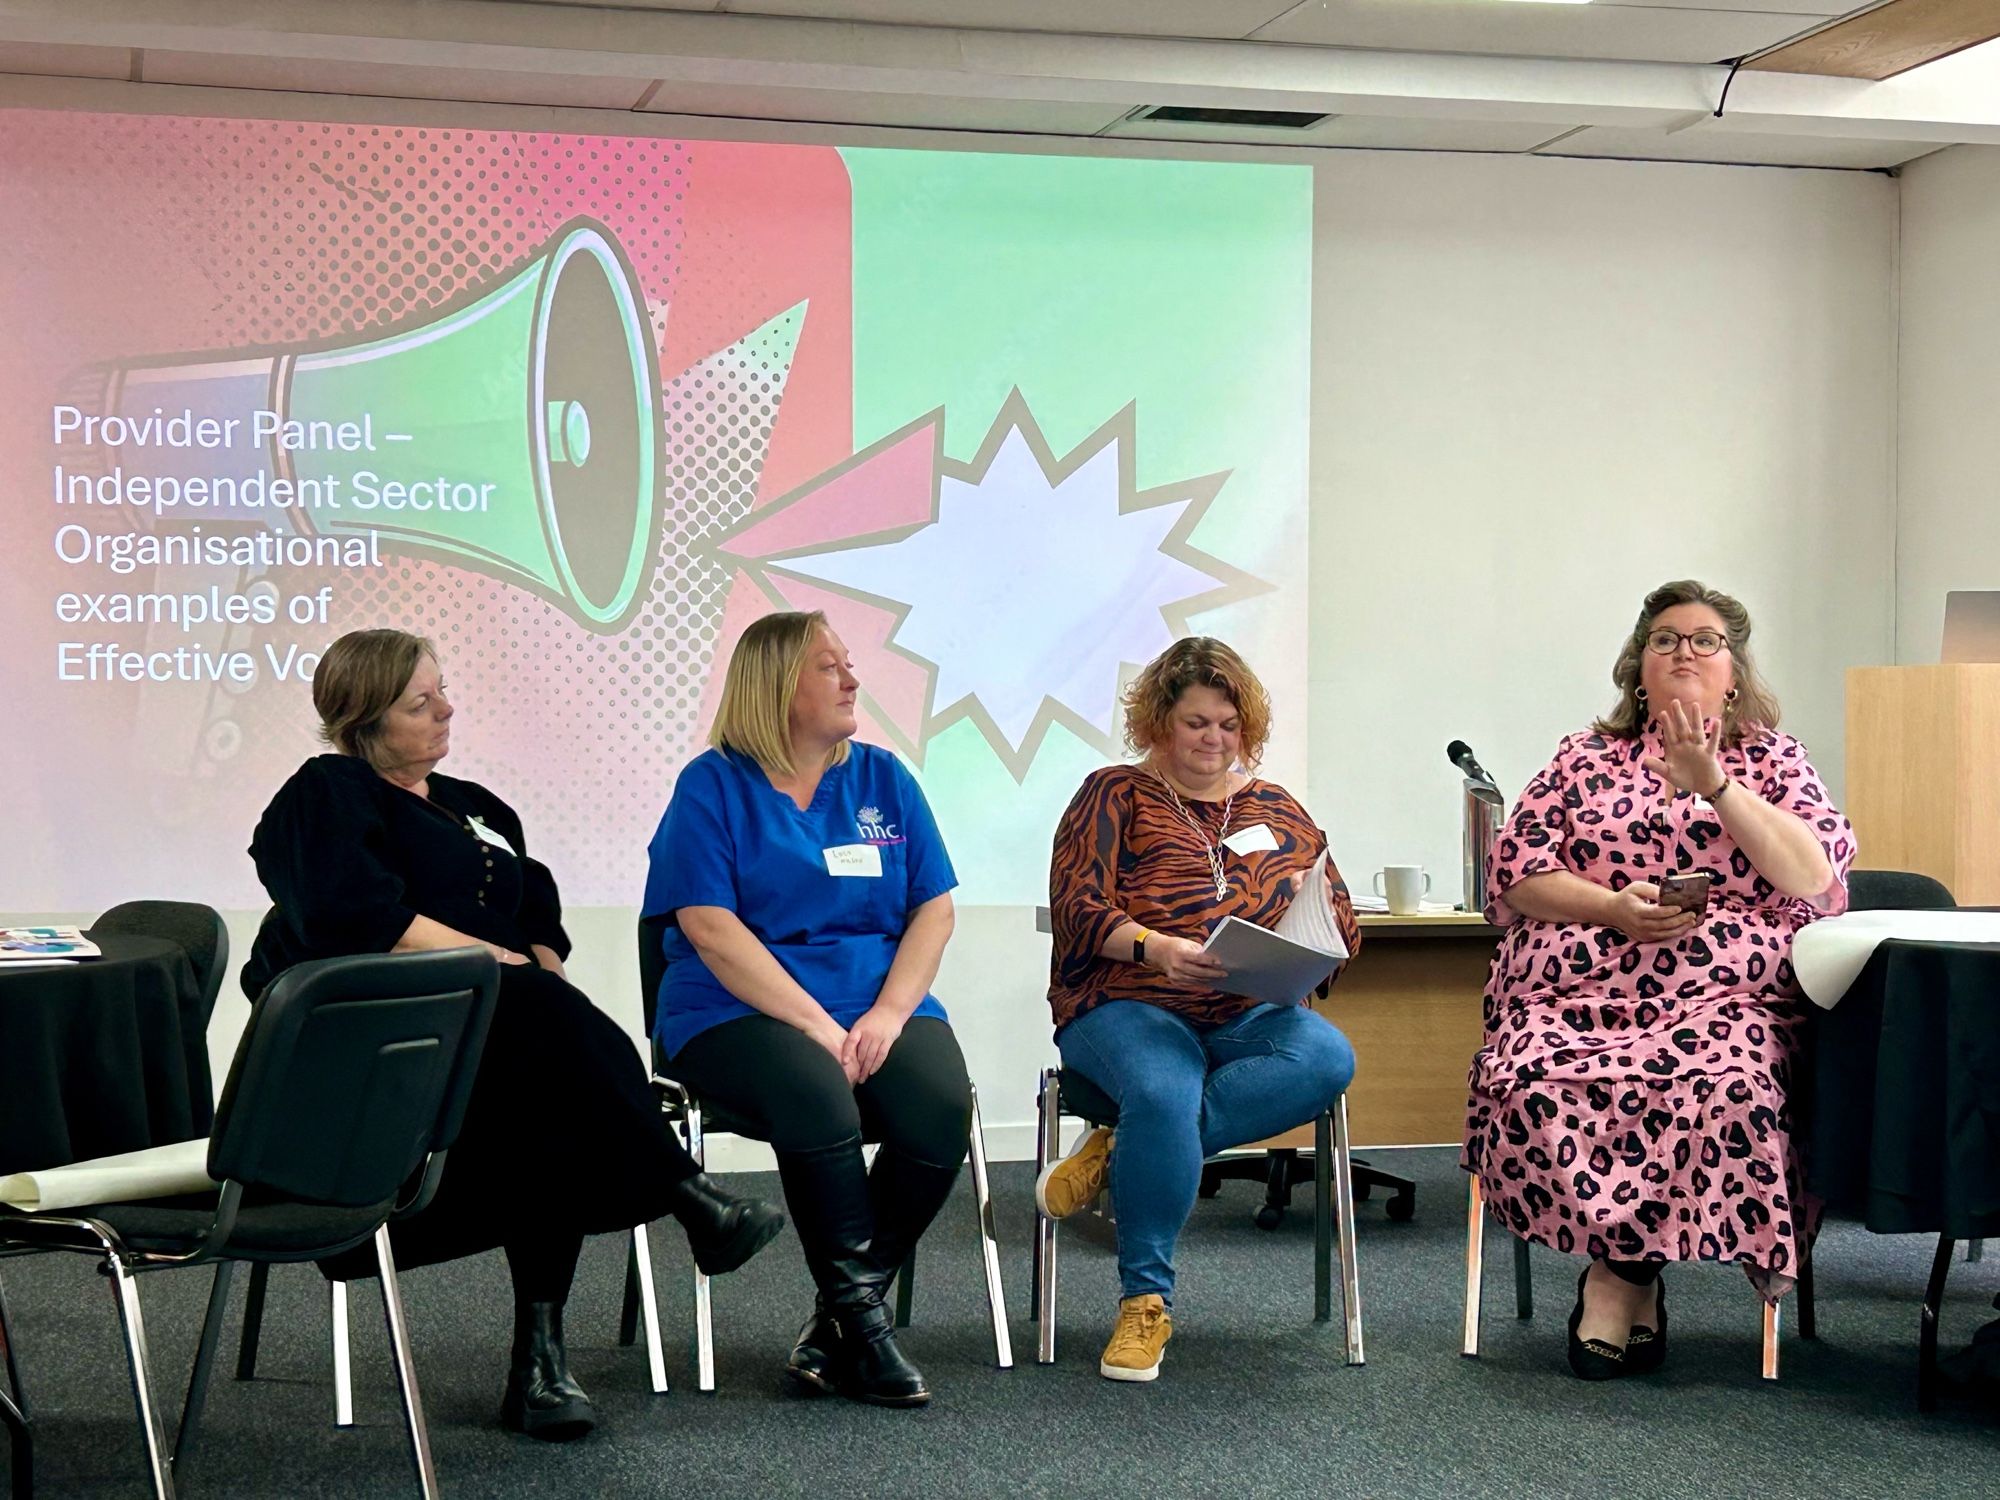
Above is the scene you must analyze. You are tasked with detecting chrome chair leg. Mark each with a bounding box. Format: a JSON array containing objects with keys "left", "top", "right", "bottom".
[
  {"left": 374, "top": 1227, "right": 438, "bottom": 1500},
  {"left": 108, "top": 1256, "right": 175, "bottom": 1500},
  {"left": 1462, "top": 1174, "right": 1485, "bottom": 1357},
  {"left": 173, "top": 1261, "right": 235, "bottom": 1471},
  {"left": 0, "top": 1271, "right": 34, "bottom": 1500},
  {"left": 1033, "top": 1069, "right": 1060, "bottom": 1366},
  {"left": 630, "top": 1222, "right": 669, "bottom": 1394},
  {"left": 1331, "top": 1096, "right": 1364, "bottom": 1366},
  {"left": 1313, "top": 1111, "right": 1332, "bottom": 1322},
  {"left": 1968, "top": 1239, "right": 1985, "bottom": 1264},
  {"left": 966, "top": 1085, "right": 1014, "bottom": 1369},
  {"left": 331, "top": 1279, "right": 354, "bottom": 1428},
  {"left": 233, "top": 1261, "right": 268, "bottom": 1382},
  {"left": 1761, "top": 1296, "right": 1782, "bottom": 1382},
  {"left": 685, "top": 1100, "right": 716, "bottom": 1393}
]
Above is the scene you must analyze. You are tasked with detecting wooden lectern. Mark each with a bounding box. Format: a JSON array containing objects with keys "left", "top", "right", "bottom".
[{"left": 1846, "top": 664, "right": 2000, "bottom": 905}]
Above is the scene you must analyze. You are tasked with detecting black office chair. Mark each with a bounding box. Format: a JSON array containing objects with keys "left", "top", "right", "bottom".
[
  {"left": 92, "top": 901, "right": 231, "bottom": 1027},
  {"left": 618, "top": 913, "right": 1011, "bottom": 1389},
  {"left": 0, "top": 948, "right": 498, "bottom": 1500},
  {"left": 1028, "top": 1066, "right": 1364, "bottom": 1366}
]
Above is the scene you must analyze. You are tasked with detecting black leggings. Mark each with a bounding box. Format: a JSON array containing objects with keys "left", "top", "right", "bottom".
[{"left": 672, "top": 1013, "right": 971, "bottom": 1164}]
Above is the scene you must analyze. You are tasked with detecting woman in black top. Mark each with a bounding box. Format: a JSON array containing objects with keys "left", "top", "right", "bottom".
[{"left": 245, "top": 628, "right": 784, "bottom": 1441}]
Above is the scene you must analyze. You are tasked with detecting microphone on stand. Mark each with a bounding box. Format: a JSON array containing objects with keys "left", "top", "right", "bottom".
[{"left": 1447, "top": 739, "right": 1496, "bottom": 788}]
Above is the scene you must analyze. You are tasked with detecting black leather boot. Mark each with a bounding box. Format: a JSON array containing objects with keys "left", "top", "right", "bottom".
[
  {"left": 776, "top": 1138, "right": 930, "bottom": 1408},
  {"left": 867, "top": 1144, "right": 968, "bottom": 1286},
  {"left": 501, "top": 1302, "right": 595, "bottom": 1440},
  {"left": 665, "top": 1171, "right": 787, "bottom": 1275},
  {"left": 785, "top": 1298, "right": 842, "bottom": 1395}
]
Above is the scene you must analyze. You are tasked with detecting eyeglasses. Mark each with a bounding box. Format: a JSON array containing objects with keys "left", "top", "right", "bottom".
[{"left": 1644, "top": 628, "right": 1728, "bottom": 657}]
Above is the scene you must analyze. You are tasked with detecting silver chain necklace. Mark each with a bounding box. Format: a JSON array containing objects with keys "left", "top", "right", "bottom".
[{"left": 1152, "top": 767, "right": 1235, "bottom": 901}]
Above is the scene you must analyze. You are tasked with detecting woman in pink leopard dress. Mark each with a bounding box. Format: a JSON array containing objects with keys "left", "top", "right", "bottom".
[{"left": 1463, "top": 579, "right": 1854, "bottom": 1380}]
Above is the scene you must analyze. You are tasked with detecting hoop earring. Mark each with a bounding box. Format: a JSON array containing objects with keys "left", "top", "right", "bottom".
[
  {"left": 1725, "top": 686, "right": 1740, "bottom": 704},
  {"left": 1634, "top": 686, "right": 1648, "bottom": 704}
]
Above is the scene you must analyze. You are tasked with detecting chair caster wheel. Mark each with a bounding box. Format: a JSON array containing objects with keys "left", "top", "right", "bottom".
[
  {"left": 1352, "top": 1181, "right": 1373, "bottom": 1202},
  {"left": 1386, "top": 1194, "right": 1416, "bottom": 1223},
  {"left": 1255, "top": 1205, "right": 1284, "bottom": 1231},
  {"left": 1198, "top": 1170, "right": 1222, "bottom": 1200}
]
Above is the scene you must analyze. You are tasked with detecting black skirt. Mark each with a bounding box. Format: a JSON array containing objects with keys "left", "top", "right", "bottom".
[{"left": 325, "top": 964, "right": 696, "bottom": 1277}]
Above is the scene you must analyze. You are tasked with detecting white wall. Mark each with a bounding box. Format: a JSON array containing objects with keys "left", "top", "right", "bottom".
[
  {"left": 1896, "top": 144, "right": 2000, "bottom": 662},
  {"left": 6, "top": 82, "right": 1900, "bottom": 1166}
]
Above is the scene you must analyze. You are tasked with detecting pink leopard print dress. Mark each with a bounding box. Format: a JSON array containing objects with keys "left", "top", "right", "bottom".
[{"left": 1461, "top": 726, "right": 1854, "bottom": 1297}]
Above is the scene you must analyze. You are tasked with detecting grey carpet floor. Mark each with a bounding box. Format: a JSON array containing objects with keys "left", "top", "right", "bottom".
[{"left": 2, "top": 1148, "right": 1996, "bottom": 1499}]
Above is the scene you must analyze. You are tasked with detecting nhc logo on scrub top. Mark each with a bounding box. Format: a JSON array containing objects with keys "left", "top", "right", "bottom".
[{"left": 856, "top": 806, "right": 902, "bottom": 845}]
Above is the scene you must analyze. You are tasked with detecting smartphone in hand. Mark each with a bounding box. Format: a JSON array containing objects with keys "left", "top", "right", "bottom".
[{"left": 1657, "top": 872, "right": 1712, "bottom": 917}]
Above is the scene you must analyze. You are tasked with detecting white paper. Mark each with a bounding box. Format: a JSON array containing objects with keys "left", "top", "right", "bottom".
[
  {"left": 1791, "top": 910, "right": 2000, "bottom": 1009},
  {"left": 1221, "top": 822, "right": 1280, "bottom": 856},
  {"left": 1199, "top": 852, "right": 1351, "bottom": 1005},
  {"left": 466, "top": 816, "right": 517, "bottom": 855},
  {"left": 823, "top": 843, "right": 883, "bottom": 877},
  {"left": 0, "top": 1138, "right": 216, "bottom": 1213}
]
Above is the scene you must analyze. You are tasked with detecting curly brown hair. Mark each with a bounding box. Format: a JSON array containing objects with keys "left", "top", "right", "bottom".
[
  {"left": 1122, "top": 637, "right": 1273, "bottom": 769},
  {"left": 1592, "top": 579, "right": 1781, "bottom": 748}
]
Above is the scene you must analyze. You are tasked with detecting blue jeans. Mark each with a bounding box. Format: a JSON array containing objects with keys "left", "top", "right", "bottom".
[{"left": 1056, "top": 1000, "right": 1356, "bottom": 1304}]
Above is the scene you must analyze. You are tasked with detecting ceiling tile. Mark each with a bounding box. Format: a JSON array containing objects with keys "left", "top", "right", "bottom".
[
  {"left": 638, "top": 81, "right": 1132, "bottom": 134},
  {"left": 139, "top": 52, "right": 654, "bottom": 109},
  {"left": 499, "top": 0, "right": 1300, "bottom": 41},
  {"left": 1253, "top": 0, "right": 1818, "bottom": 64},
  {"left": 0, "top": 42, "right": 131, "bottom": 80},
  {"left": 1542, "top": 123, "right": 1948, "bottom": 168},
  {"left": 1105, "top": 111, "right": 1562, "bottom": 151}
]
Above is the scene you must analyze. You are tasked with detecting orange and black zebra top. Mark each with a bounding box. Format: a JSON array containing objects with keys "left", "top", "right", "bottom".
[{"left": 1047, "top": 763, "right": 1362, "bottom": 1030}]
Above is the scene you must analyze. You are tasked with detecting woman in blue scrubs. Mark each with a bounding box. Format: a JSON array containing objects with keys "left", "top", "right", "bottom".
[{"left": 643, "top": 610, "right": 970, "bottom": 1407}]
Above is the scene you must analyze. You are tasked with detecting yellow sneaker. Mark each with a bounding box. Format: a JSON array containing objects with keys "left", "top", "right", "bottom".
[
  {"left": 1099, "top": 1295, "right": 1172, "bottom": 1382},
  {"left": 1035, "top": 1126, "right": 1114, "bottom": 1219}
]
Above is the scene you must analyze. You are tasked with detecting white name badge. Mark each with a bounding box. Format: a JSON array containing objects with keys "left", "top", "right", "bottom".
[
  {"left": 1221, "top": 823, "right": 1280, "bottom": 856},
  {"left": 823, "top": 843, "right": 884, "bottom": 878},
  {"left": 466, "top": 816, "right": 517, "bottom": 855}
]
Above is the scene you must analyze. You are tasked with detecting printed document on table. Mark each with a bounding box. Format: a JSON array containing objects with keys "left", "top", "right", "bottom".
[{"left": 1199, "top": 851, "right": 1350, "bottom": 1006}]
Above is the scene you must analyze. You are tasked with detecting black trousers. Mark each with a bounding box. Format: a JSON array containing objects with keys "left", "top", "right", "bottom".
[{"left": 673, "top": 1013, "right": 971, "bottom": 1164}]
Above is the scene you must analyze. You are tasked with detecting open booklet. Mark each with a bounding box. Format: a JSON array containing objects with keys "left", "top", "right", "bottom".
[
  {"left": 1199, "top": 850, "right": 1351, "bottom": 1006},
  {"left": 0, "top": 1139, "right": 216, "bottom": 1213},
  {"left": 0, "top": 925, "right": 102, "bottom": 962}
]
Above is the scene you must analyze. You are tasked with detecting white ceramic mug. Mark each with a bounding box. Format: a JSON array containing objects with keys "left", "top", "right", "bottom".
[{"left": 1373, "top": 865, "right": 1430, "bottom": 915}]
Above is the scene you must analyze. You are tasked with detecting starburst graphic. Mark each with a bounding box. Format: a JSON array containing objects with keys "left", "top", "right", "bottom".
[{"left": 707, "top": 390, "right": 1270, "bottom": 780}]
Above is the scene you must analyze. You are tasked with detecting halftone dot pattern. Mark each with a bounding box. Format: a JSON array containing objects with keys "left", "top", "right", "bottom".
[{"left": 1, "top": 113, "right": 858, "bottom": 907}]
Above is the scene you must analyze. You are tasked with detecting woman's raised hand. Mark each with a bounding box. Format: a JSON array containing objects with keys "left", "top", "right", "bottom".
[
  {"left": 1642, "top": 698, "right": 1725, "bottom": 797},
  {"left": 1606, "top": 881, "right": 1702, "bottom": 944},
  {"left": 1144, "top": 933, "right": 1228, "bottom": 986}
]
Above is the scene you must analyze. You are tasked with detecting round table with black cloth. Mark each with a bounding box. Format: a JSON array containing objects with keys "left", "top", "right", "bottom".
[
  {"left": 1805, "top": 937, "right": 2000, "bottom": 1411},
  {"left": 1807, "top": 938, "right": 2000, "bottom": 1238},
  {"left": 0, "top": 934, "right": 211, "bottom": 1174}
]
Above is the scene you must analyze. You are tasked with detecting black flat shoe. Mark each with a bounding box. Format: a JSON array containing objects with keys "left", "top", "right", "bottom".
[
  {"left": 667, "top": 1173, "right": 788, "bottom": 1276},
  {"left": 1625, "top": 1275, "right": 1668, "bottom": 1375},
  {"left": 501, "top": 1303, "right": 595, "bottom": 1441},
  {"left": 786, "top": 1300, "right": 841, "bottom": 1395},
  {"left": 1566, "top": 1268, "right": 1628, "bottom": 1382}
]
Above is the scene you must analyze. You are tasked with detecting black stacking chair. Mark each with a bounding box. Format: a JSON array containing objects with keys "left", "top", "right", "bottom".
[
  {"left": 1029, "top": 1067, "right": 1365, "bottom": 1366},
  {"left": 0, "top": 948, "right": 497, "bottom": 1500},
  {"left": 92, "top": 900, "right": 232, "bottom": 1027},
  {"left": 231, "top": 907, "right": 675, "bottom": 1422},
  {"left": 619, "top": 913, "right": 1011, "bottom": 1388}
]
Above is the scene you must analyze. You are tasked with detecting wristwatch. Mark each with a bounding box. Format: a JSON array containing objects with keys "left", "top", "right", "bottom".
[{"left": 1133, "top": 930, "right": 1149, "bottom": 966}]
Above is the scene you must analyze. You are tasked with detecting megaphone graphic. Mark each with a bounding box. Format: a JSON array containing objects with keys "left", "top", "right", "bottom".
[{"left": 60, "top": 216, "right": 662, "bottom": 629}]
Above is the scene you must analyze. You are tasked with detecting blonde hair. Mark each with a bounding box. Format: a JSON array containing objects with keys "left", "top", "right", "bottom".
[
  {"left": 1592, "top": 579, "right": 1781, "bottom": 749},
  {"left": 312, "top": 629, "right": 438, "bottom": 771},
  {"left": 1122, "top": 637, "right": 1274, "bottom": 770},
  {"left": 710, "top": 610, "right": 853, "bottom": 778}
]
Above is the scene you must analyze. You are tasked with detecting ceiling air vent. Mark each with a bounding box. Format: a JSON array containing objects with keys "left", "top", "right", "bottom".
[{"left": 1129, "top": 105, "right": 1331, "bottom": 130}]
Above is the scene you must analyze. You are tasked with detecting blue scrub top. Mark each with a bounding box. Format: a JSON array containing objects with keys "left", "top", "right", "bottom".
[{"left": 642, "top": 742, "right": 957, "bottom": 1057}]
